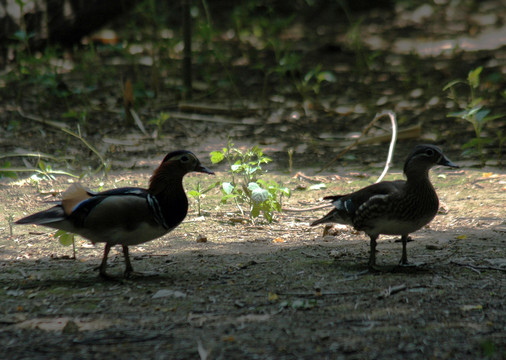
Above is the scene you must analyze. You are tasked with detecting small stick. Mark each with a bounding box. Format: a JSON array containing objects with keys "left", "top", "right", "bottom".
[
  {"left": 319, "top": 110, "right": 397, "bottom": 177},
  {"left": 285, "top": 111, "right": 398, "bottom": 213},
  {"left": 377, "top": 284, "right": 407, "bottom": 299},
  {"left": 283, "top": 203, "right": 332, "bottom": 212},
  {"left": 451, "top": 261, "right": 506, "bottom": 273}
]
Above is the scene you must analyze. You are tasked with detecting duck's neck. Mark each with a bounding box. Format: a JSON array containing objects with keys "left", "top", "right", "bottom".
[
  {"left": 149, "top": 167, "right": 188, "bottom": 228},
  {"left": 404, "top": 166, "right": 439, "bottom": 212}
]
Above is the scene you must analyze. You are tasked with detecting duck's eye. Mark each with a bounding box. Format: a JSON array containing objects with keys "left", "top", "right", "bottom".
[
  {"left": 180, "top": 155, "right": 190, "bottom": 163},
  {"left": 425, "top": 149, "right": 434, "bottom": 157}
]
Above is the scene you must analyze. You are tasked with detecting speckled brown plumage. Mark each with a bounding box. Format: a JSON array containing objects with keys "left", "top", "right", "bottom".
[{"left": 311, "top": 144, "right": 458, "bottom": 270}]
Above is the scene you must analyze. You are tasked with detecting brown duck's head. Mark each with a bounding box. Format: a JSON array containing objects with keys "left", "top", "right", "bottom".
[{"left": 403, "top": 144, "right": 459, "bottom": 175}]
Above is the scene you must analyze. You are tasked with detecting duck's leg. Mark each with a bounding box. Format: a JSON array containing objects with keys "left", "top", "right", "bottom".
[
  {"left": 368, "top": 235, "right": 379, "bottom": 271},
  {"left": 399, "top": 234, "right": 409, "bottom": 265},
  {"left": 98, "top": 243, "right": 112, "bottom": 278},
  {"left": 122, "top": 245, "right": 134, "bottom": 278}
]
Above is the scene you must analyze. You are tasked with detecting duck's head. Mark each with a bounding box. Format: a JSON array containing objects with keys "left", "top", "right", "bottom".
[
  {"left": 160, "top": 150, "right": 214, "bottom": 175},
  {"left": 403, "top": 144, "right": 459, "bottom": 175}
]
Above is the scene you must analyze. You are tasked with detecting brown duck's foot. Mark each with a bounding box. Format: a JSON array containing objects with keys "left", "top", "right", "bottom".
[{"left": 97, "top": 268, "right": 117, "bottom": 281}]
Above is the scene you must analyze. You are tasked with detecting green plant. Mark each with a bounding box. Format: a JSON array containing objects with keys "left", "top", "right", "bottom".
[
  {"left": 295, "top": 64, "right": 336, "bottom": 102},
  {"left": 6, "top": 215, "right": 14, "bottom": 237},
  {"left": 148, "top": 112, "right": 170, "bottom": 137},
  {"left": 444, "top": 66, "right": 505, "bottom": 165},
  {"left": 188, "top": 181, "right": 219, "bottom": 216},
  {"left": 54, "top": 230, "right": 76, "bottom": 258},
  {"left": 210, "top": 141, "right": 290, "bottom": 223}
]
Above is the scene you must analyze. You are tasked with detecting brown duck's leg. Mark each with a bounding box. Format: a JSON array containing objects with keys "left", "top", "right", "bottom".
[
  {"left": 122, "top": 245, "right": 134, "bottom": 278},
  {"left": 368, "top": 235, "right": 379, "bottom": 271},
  {"left": 98, "top": 243, "right": 112, "bottom": 278},
  {"left": 399, "top": 235, "right": 409, "bottom": 265}
]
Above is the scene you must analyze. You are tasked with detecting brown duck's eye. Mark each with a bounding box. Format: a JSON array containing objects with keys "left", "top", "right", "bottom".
[
  {"left": 425, "top": 149, "right": 435, "bottom": 157},
  {"left": 180, "top": 155, "right": 190, "bottom": 163}
]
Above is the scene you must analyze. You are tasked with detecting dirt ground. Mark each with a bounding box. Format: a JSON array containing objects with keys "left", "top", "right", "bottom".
[
  {"left": 0, "top": 166, "right": 504, "bottom": 359},
  {"left": 1, "top": 0, "right": 505, "bottom": 358}
]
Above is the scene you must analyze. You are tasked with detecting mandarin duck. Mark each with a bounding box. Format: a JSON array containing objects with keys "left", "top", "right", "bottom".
[
  {"left": 311, "top": 144, "right": 458, "bottom": 270},
  {"left": 16, "top": 150, "right": 214, "bottom": 278}
]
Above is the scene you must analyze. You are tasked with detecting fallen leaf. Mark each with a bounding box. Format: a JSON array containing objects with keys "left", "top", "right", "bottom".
[
  {"left": 272, "top": 237, "right": 285, "bottom": 243},
  {"left": 196, "top": 234, "right": 208, "bottom": 243},
  {"left": 152, "top": 289, "right": 187, "bottom": 299},
  {"left": 460, "top": 304, "right": 483, "bottom": 311},
  {"left": 268, "top": 292, "right": 279, "bottom": 301},
  {"left": 456, "top": 235, "right": 467, "bottom": 240}
]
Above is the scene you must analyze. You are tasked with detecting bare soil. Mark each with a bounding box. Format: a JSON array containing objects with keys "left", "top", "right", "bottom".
[
  {"left": 0, "top": 167, "right": 504, "bottom": 359},
  {"left": 0, "top": 1, "right": 505, "bottom": 358}
]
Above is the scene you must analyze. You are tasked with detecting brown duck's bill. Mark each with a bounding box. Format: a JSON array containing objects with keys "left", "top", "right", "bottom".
[
  {"left": 439, "top": 156, "right": 459, "bottom": 168},
  {"left": 196, "top": 164, "right": 215, "bottom": 174}
]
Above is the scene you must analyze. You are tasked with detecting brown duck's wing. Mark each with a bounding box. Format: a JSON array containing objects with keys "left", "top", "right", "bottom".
[{"left": 339, "top": 180, "right": 405, "bottom": 216}]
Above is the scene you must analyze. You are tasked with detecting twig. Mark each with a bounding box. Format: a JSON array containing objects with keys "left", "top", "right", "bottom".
[
  {"left": 283, "top": 203, "right": 332, "bottom": 212},
  {"left": 0, "top": 152, "right": 72, "bottom": 162},
  {"left": 129, "top": 109, "right": 149, "bottom": 136},
  {"left": 284, "top": 111, "right": 398, "bottom": 213},
  {"left": 61, "top": 126, "right": 108, "bottom": 174},
  {"left": 17, "top": 108, "right": 69, "bottom": 129},
  {"left": 375, "top": 111, "right": 397, "bottom": 183},
  {"left": 377, "top": 284, "right": 407, "bottom": 299},
  {"left": 451, "top": 261, "right": 506, "bottom": 273},
  {"left": 0, "top": 167, "right": 78, "bottom": 178},
  {"left": 318, "top": 110, "right": 398, "bottom": 176},
  {"left": 166, "top": 111, "right": 244, "bottom": 125}
]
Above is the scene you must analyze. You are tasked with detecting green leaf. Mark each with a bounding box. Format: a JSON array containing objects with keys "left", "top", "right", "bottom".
[
  {"left": 442, "top": 79, "right": 465, "bottom": 91},
  {"left": 317, "top": 71, "right": 336, "bottom": 83},
  {"left": 467, "top": 66, "right": 483, "bottom": 89},
  {"left": 188, "top": 190, "right": 200, "bottom": 197},
  {"left": 481, "top": 113, "right": 505, "bottom": 124},
  {"left": 447, "top": 110, "right": 468, "bottom": 118},
  {"left": 55, "top": 230, "right": 75, "bottom": 247},
  {"left": 202, "top": 181, "right": 220, "bottom": 194},
  {"left": 252, "top": 188, "right": 269, "bottom": 203},
  {"left": 249, "top": 182, "right": 269, "bottom": 203},
  {"left": 231, "top": 163, "right": 242, "bottom": 172},
  {"left": 474, "top": 109, "right": 491, "bottom": 123},
  {"left": 222, "top": 182, "right": 235, "bottom": 194},
  {"left": 278, "top": 187, "right": 291, "bottom": 197},
  {"left": 461, "top": 137, "right": 493, "bottom": 150},
  {"left": 250, "top": 204, "right": 261, "bottom": 218},
  {"left": 247, "top": 182, "right": 261, "bottom": 191},
  {"left": 220, "top": 193, "right": 238, "bottom": 204},
  {"left": 210, "top": 151, "right": 224, "bottom": 164}
]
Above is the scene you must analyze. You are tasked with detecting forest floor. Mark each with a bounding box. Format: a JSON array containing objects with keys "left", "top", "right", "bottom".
[
  {"left": 0, "top": 166, "right": 504, "bottom": 359},
  {"left": 0, "top": 0, "right": 505, "bottom": 359}
]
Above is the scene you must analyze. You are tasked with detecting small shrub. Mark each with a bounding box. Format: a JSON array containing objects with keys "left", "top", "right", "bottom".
[
  {"left": 444, "top": 66, "right": 504, "bottom": 165},
  {"left": 210, "top": 141, "right": 290, "bottom": 223}
]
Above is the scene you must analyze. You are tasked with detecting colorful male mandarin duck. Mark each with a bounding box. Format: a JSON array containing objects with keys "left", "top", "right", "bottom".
[
  {"left": 16, "top": 150, "right": 214, "bottom": 278},
  {"left": 311, "top": 144, "right": 458, "bottom": 270}
]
